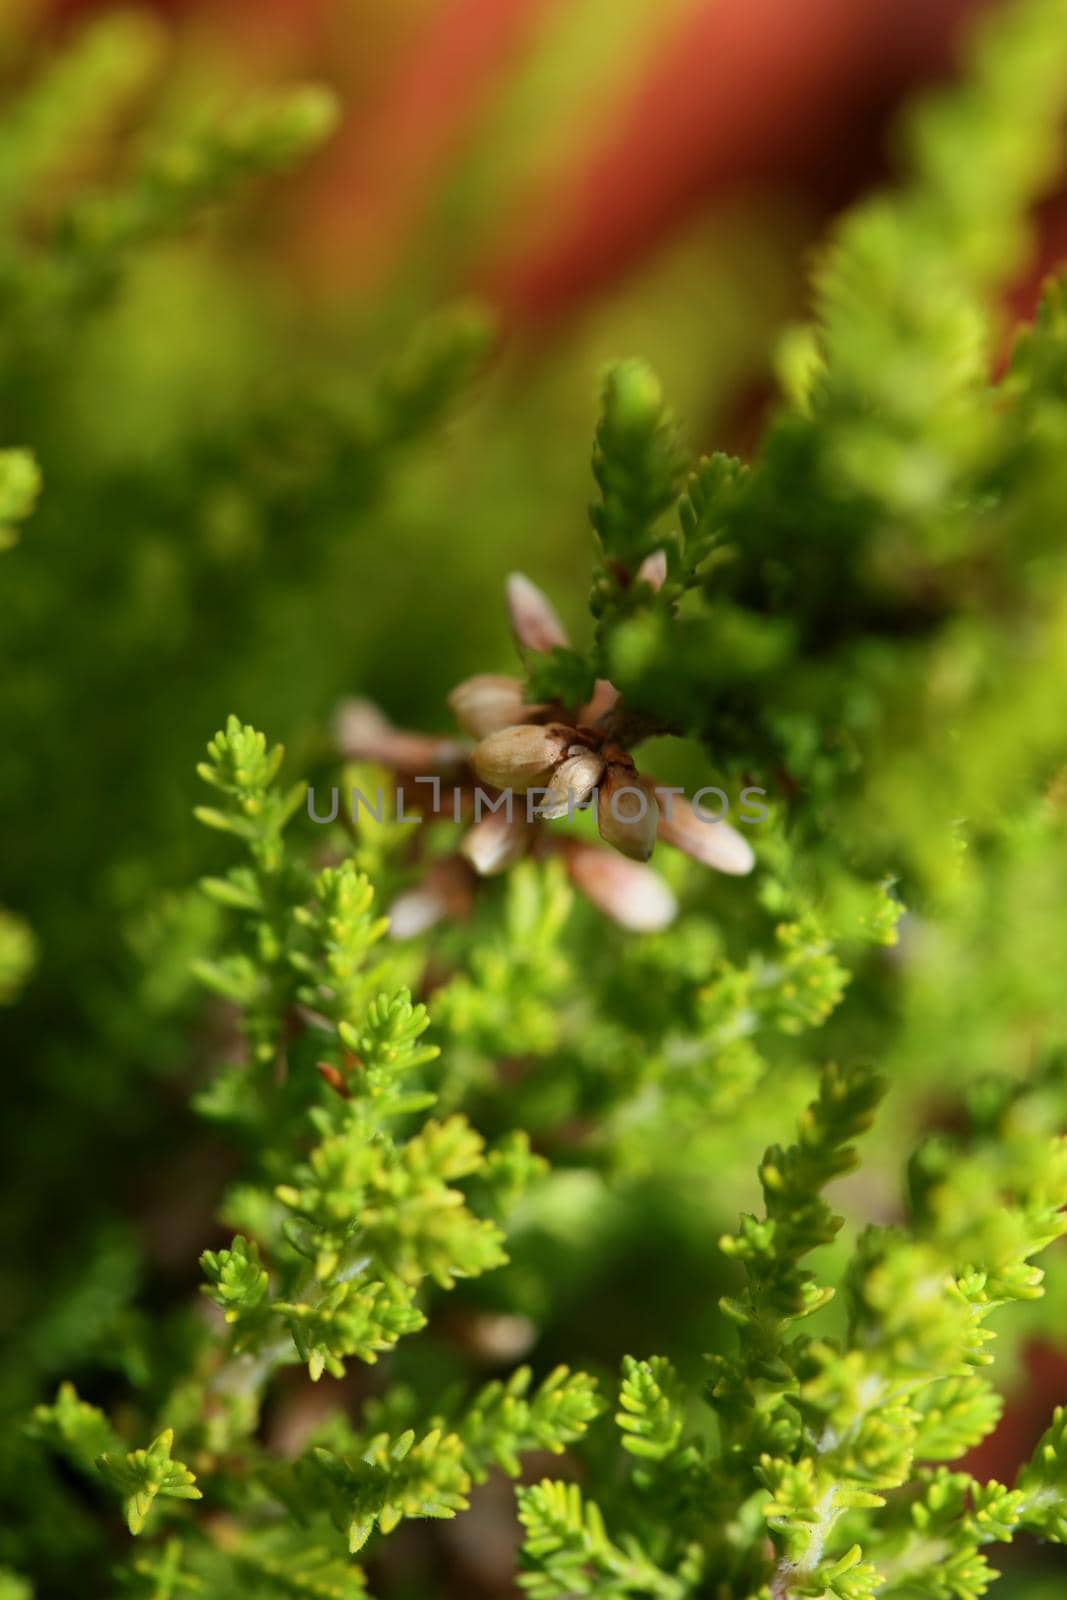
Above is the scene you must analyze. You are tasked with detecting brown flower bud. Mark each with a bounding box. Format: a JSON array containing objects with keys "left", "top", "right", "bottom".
[
  {"left": 461, "top": 809, "right": 532, "bottom": 876},
  {"left": 448, "top": 674, "right": 530, "bottom": 739},
  {"left": 597, "top": 766, "right": 659, "bottom": 861},
  {"left": 538, "top": 749, "right": 606, "bottom": 819},
  {"left": 656, "top": 791, "right": 755, "bottom": 875},
  {"left": 471, "top": 722, "right": 571, "bottom": 793},
  {"left": 562, "top": 840, "right": 676, "bottom": 932},
  {"left": 506, "top": 572, "right": 570, "bottom": 655}
]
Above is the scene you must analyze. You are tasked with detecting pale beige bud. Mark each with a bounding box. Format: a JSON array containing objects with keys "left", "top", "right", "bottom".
[
  {"left": 461, "top": 809, "right": 532, "bottom": 876},
  {"left": 597, "top": 766, "right": 659, "bottom": 861},
  {"left": 538, "top": 749, "right": 606, "bottom": 819},
  {"left": 471, "top": 722, "right": 570, "bottom": 793},
  {"left": 448, "top": 674, "right": 530, "bottom": 739},
  {"left": 334, "top": 698, "right": 465, "bottom": 772},
  {"left": 563, "top": 840, "right": 676, "bottom": 932},
  {"left": 387, "top": 884, "right": 447, "bottom": 940},
  {"left": 656, "top": 791, "right": 755, "bottom": 875},
  {"left": 387, "top": 860, "right": 473, "bottom": 939},
  {"left": 580, "top": 678, "right": 620, "bottom": 723},
  {"left": 455, "top": 1312, "right": 536, "bottom": 1362},
  {"left": 506, "top": 572, "right": 570, "bottom": 655},
  {"left": 636, "top": 548, "right": 668, "bottom": 591}
]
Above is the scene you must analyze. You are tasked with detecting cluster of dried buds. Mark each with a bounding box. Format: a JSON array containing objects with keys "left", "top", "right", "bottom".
[{"left": 335, "top": 571, "right": 754, "bottom": 934}]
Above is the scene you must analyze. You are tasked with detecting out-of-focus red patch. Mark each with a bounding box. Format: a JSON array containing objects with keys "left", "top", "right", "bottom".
[
  {"left": 304, "top": 0, "right": 560, "bottom": 289},
  {"left": 1009, "top": 190, "right": 1067, "bottom": 323},
  {"left": 39, "top": 0, "right": 1064, "bottom": 340},
  {"left": 965, "top": 1340, "right": 1067, "bottom": 1481},
  {"left": 483, "top": 0, "right": 995, "bottom": 324}
]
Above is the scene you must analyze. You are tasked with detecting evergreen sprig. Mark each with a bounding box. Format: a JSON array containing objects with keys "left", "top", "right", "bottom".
[
  {"left": 458, "top": 1364, "right": 603, "bottom": 1479},
  {"left": 589, "top": 359, "right": 688, "bottom": 620},
  {"left": 518, "top": 1064, "right": 1067, "bottom": 1600},
  {"left": 96, "top": 1430, "right": 202, "bottom": 1538}
]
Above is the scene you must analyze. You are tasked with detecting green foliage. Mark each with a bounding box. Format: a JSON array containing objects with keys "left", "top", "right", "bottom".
[
  {"left": 519, "top": 1066, "right": 1067, "bottom": 1600},
  {"left": 517, "top": 1479, "right": 693, "bottom": 1600},
  {"left": 193, "top": 719, "right": 308, "bottom": 1064},
  {"left": 0, "top": 445, "right": 38, "bottom": 1000},
  {"left": 0, "top": 12, "right": 165, "bottom": 225},
  {"left": 578, "top": 0, "right": 1067, "bottom": 861},
  {"left": 200, "top": 1235, "right": 269, "bottom": 1324},
  {"left": 431, "top": 841, "right": 875, "bottom": 1168},
  {"left": 11, "top": 0, "right": 1067, "bottom": 1596},
  {"left": 298, "top": 1427, "right": 470, "bottom": 1553},
  {"left": 29, "top": 1382, "right": 121, "bottom": 1472},
  {"left": 1016, "top": 1406, "right": 1067, "bottom": 1543},
  {"left": 0, "top": 37, "right": 496, "bottom": 1592},
  {"left": 283, "top": 1365, "right": 603, "bottom": 1561},
  {"left": 615, "top": 1355, "right": 687, "bottom": 1463},
  {"left": 0, "top": 448, "right": 39, "bottom": 550},
  {"left": 96, "top": 1429, "right": 202, "bottom": 1537},
  {"left": 189, "top": 722, "right": 524, "bottom": 1384},
  {"left": 459, "top": 1364, "right": 603, "bottom": 1479},
  {"left": 589, "top": 359, "right": 687, "bottom": 617},
  {"left": 31, "top": 1390, "right": 201, "bottom": 1538},
  {"left": 717, "top": 1061, "right": 885, "bottom": 1344},
  {"left": 24, "top": 719, "right": 596, "bottom": 1587},
  {"left": 0, "top": 907, "right": 35, "bottom": 1005},
  {"left": 208, "top": 1528, "right": 368, "bottom": 1600},
  {"left": 2, "top": 28, "right": 339, "bottom": 332}
]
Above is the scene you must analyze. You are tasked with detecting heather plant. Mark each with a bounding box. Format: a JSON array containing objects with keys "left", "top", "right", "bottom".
[{"left": 8, "top": 0, "right": 1067, "bottom": 1596}]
